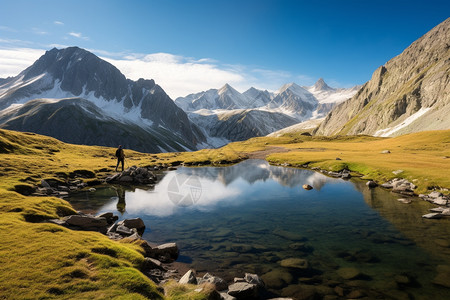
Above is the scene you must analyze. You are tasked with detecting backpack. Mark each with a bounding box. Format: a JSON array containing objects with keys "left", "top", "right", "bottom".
[{"left": 115, "top": 149, "right": 120, "bottom": 158}]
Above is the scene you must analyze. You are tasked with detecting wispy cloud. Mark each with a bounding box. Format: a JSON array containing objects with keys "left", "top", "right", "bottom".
[
  {"left": 0, "top": 26, "right": 17, "bottom": 32},
  {"left": 68, "top": 32, "right": 89, "bottom": 40},
  {"left": 54, "top": 21, "right": 64, "bottom": 26},
  {"left": 32, "top": 27, "right": 48, "bottom": 35}
]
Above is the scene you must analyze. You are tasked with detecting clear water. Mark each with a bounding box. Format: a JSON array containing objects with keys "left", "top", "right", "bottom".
[{"left": 69, "top": 160, "right": 450, "bottom": 299}]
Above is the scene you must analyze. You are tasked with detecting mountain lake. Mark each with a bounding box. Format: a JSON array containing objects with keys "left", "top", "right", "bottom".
[{"left": 68, "top": 159, "right": 450, "bottom": 299}]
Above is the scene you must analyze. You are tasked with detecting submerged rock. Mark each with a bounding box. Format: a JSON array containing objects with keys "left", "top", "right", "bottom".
[{"left": 280, "top": 258, "right": 309, "bottom": 270}]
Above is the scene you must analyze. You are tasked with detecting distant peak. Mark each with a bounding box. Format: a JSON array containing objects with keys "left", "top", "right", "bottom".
[
  {"left": 278, "top": 82, "right": 303, "bottom": 93},
  {"left": 313, "top": 78, "right": 333, "bottom": 91},
  {"left": 218, "top": 83, "right": 237, "bottom": 94}
]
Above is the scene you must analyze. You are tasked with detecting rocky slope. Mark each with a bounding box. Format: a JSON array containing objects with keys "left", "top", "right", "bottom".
[
  {"left": 316, "top": 17, "right": 450, "bottom": 136},
  {"left": 0, "top": 47, "right": 205, "bottom": 152}
]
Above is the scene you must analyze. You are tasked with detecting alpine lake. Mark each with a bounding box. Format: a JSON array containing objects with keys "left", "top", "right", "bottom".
[{"left": 68, "top": 159, "right": 450, "bottom": 299}]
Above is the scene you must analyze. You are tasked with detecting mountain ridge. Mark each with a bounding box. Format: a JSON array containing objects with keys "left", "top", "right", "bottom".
[
  {"left": 0, "top": 46, "right": 205, "bottom": 152},
  {"left": 316, "top": 17, "right": 450, "bottom": 137}
]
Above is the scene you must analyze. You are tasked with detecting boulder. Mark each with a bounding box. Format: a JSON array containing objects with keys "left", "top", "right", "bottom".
[
  {"left": 244, "top": 273, "right": 265, "bottom": 288},
  {"left": 116, "top": 224, "right": 134, "bottom": 236},
  {"left": 261, "top": 269, "right": 293, "bottom": 289},
  {"left": 280, "top": 258, "right": 309, "bottom": 270},
  {"left": 118, "top": 218, "right": 146, "bottom": 230},
  {"left": 220, "top": 292, "right": 237, "bottom": 300},
  {"left": 302, "top": 184, "right": 313, "bottom": 190},
  {"left": 97, "top": 212, "right": 118, "bottom": 224},
  {"left": 429, "top": 191, "right": 443, "bottom": 198},
  {"left": 179, "top": 269, "right": 197, "bottom": 284},
  {"left": 198, "top": 273, "right": 228, "bottom": 291},
  {"left": 144, "top": 242, "right": 179, "bottom": 262},
  {"left": 64, "top": 215, "right": 108, "bottom": 231},
  {"left": 366, "top": 181, "right": 378, "bottom": 188},
  {"left": 433, "top": 197, "right": 448, "bottom": 206},
  {"left": 336, "top": 267, "right": 362, "bottom": 280},
  {"left": 381, "top": 150, "right": 391, "bottom": 154},
  {"left": 227, "top": 282, "right": 258, "bottom": 299},
  {"left": 422, "top": 213, "right": 442, "bottom": 219},
  {"left": 143, "top": 257, "right": 164, "bottom": 270}
]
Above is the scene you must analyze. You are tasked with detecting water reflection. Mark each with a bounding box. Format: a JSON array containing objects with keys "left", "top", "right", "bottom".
[{"left": 93, "top": 160, "right": 337, "bottom": 217}]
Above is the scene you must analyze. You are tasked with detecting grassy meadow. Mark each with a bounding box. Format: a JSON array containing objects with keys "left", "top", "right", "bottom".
[{"left": 0, "top": 128, "right": 449, "bottom": 299}]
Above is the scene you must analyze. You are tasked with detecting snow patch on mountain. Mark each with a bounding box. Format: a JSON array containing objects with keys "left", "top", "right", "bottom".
[{"left": 374, "top": 107, "right": 432, "bottom": 137}]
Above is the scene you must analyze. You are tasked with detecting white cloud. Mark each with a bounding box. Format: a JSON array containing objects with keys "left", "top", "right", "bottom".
[
  {"left": 0, "top": 45, "right": 314, "bottom": 98},
  {"left": 0, "top": 47, "right": 45, "bottom": 78},
  {"left": 69, "top": 32, "right": 89, "bottom": 40},
  {"left": 54, "top": 21, "right": 64, "bottom": 26},
  {"left": 32, "top": 28, "right": 48, "bottom": 35}
]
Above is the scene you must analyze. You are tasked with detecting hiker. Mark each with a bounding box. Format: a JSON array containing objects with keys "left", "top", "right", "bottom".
[{"left": 115, "top": 145, "right": 125, "bottom": 172}]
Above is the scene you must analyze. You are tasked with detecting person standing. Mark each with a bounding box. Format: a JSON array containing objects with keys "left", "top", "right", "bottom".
[{"left": 115, "top": 145, "right": 125, "bottom": 172}]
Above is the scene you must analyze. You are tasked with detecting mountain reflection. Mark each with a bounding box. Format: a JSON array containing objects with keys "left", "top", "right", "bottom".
[{"left": 97, "top": 159, "right": 338, "bottom": 217}]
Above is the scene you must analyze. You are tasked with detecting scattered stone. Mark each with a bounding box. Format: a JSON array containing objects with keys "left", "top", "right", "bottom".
[
  {"left": 179, "top": 269, "right": 197, "bottom": 284},
  {"left": 392, "top": 170, "right": 403, "bottom": 175},
  {"left": 381, "top": 183, "right": 393, "bottom": 189},
  {"left": 429, "top": 207, "right": 446, "bottom": 213},
  {"left": 336, "top": 267, "right": 362, "bottom": 280},
  {"left": 198, "top": 273, "right": 227, "bottom": 291},
  {"left": 115, "top": 224, "right": 134, "bottom": 236},
  {"left": 429, "top": 191, "right": 443, "bottom": 198},
  {"left": 422, "top": 213, "right": 442, "bottom": 219},
  {"left": 397, "top": 198, "right": 412, "bottom": 204},
  {"left": 366, "top": 181, "right": 378, "bottom": 188},
  {"left": 118, "top": 218, "right": 146, "bottom": 231},
  {"left": 442, "top": 208, "right": 450, "bottom": 216},
  {"left": 433, "top": 197, "right": 448, "bottom": 206},
  {"left": 227, "top": 282, "right": 258, "bottom": 299},
  {"left": 381, "top": 150, "right": 391, "bottom": 154},
  {"left": 89, "top": 188, "right": 96, "bottom": 192},
  {"left": 234, "top": 277, "right": 246, "bottom": 283},
  {"left": 244, "top": 273, "right": 265, "bottom": 288},
  {"left": 261, "top": 269, "right": 293, "bottom": 289},
  {"left": 220, "top": 292, "right": 237, "bottom": 300},
  {"left": 64, "top": 215, "right": 108, "bottom": 231},
  {"left": 143, "top": 257, "right": 164, "bottom": 270},
  {"left": 302, "top": 184, "right": 313, "bottom": 190},
  {"left": 280, "top": 258, "right": 309, "bottom": 270},
  {"left": 335, "top": 157, "right": 342, "bottom": 160}
]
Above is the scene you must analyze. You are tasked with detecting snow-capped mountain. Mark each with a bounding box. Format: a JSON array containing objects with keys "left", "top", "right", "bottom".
[
  {"left": 176, "top": 79, "right": 358, "bottom": 146},
  {"left": 0, "top": 47, "right": 205, "bottom": 152}
]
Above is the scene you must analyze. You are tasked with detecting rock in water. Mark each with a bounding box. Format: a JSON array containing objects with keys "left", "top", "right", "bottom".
[{"left": 302, "top": 184, "right": 313, "bottom": 190}]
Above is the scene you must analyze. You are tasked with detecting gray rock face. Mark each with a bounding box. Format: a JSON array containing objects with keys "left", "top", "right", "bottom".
[
  {"left": 316, "top": 17, "right": 450, "bottom": 136},
  {"left": 0, "top": 47, "right": 205, "bottom": 152},
  {"left": 198, "top": 273, "right": 228, "bottom": 291}
]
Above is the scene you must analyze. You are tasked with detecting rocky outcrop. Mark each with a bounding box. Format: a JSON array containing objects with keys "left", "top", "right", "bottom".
[
  {"left": 316, "top": 17, "right": 450, "bottom": 136},
  {"left": 106, "top": 166, "right": 157, "bottom": 185}
]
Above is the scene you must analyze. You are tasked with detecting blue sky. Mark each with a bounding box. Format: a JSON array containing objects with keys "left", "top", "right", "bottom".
[{"left": 0, "top": 0, "right": 449, "bottom": 98}]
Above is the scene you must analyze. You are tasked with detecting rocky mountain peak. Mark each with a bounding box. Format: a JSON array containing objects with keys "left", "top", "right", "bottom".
[{"left": 313, "top": 78, "right": 333, "bottom": 91}]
